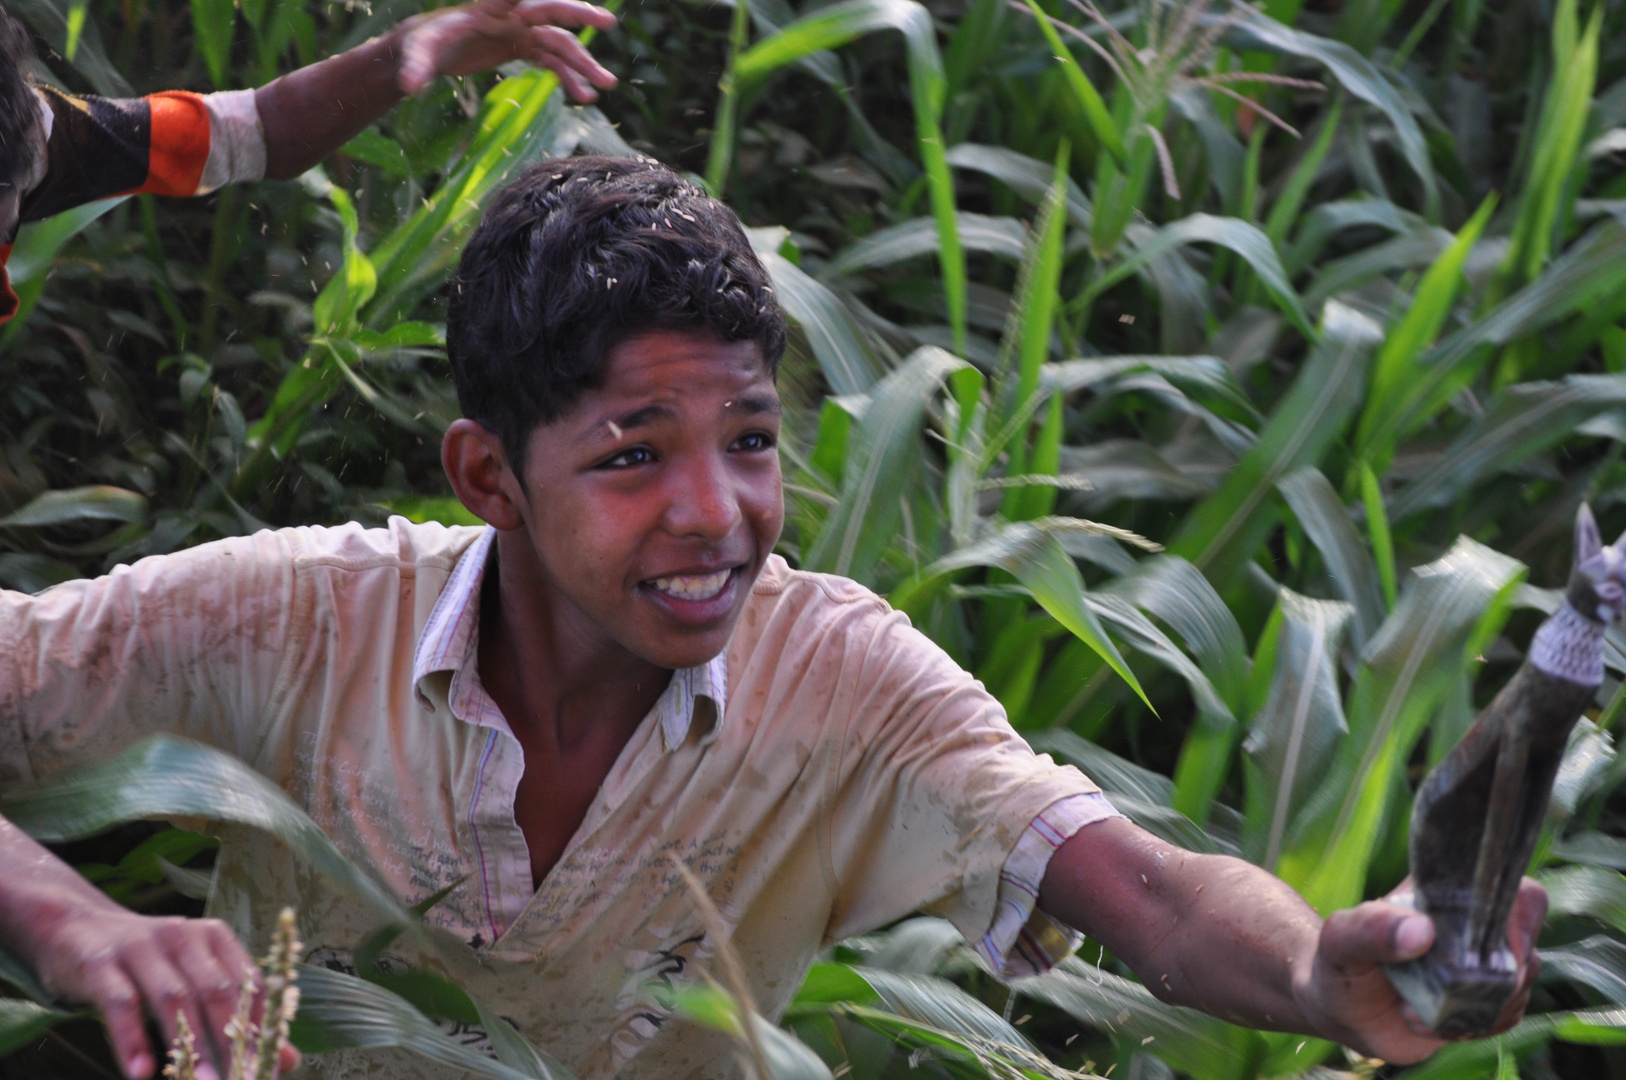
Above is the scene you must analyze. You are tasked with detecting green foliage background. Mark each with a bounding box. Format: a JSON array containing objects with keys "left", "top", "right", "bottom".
[{"left": 6, "top": 0, "right": 1626, "bottom": 1074}]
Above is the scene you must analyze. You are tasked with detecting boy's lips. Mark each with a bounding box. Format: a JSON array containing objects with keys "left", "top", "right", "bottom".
[{"left": 638, "top": 565, "right": 746, "bottom": 624}]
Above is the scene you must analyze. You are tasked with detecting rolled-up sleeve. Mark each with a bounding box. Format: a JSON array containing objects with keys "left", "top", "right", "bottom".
[{"left": 0, "top": 530, "right": 303, "bottom": 785}]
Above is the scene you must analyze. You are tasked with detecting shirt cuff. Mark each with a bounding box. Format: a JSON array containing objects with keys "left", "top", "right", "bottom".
[
  {"left": 974, "top": 791, "right": 1121, "bottom": 980},
  {"left": 198, "top": 89, "right": 266, "bottom": 194}
]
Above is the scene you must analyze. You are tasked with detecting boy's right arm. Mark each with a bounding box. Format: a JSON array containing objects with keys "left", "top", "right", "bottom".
[
  {"left": 0, "top": 533, "right": 301, "bottom": 1077},
  {"left": 0, "top": 815, "right": 281, "bottom": 1078}
]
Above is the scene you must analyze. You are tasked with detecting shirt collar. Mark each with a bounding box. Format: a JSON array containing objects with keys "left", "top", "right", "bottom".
[{"left": 411, "top": 525, "right": 728, "bottom": 751}]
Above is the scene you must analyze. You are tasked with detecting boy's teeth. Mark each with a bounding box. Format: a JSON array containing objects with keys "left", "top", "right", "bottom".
[{"left": 649, "top": 569, "right": 732, "bottom": 601}]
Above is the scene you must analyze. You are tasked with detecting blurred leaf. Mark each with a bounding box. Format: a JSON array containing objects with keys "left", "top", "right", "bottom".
[
  {"left": 749, "top": 228, "right": 887, "bottom": 396},
  {"left": 822, "top": 214, "right": 1026, "bottom": 277},
  {"left": 0, "top": 1000, "right": 79, "bottom": 1055},
  {"left": 0, "top": 735, "right": 416, "bottom": 930},
  {"left": 0, "top": 486, "right": 147, "bottom": 528},
  {"left": 944, "top": 143, "right": 1091, "bottom": 228}
]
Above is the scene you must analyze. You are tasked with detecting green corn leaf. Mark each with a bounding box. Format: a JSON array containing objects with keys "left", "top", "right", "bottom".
[
  {"left": 189, "top": 0, "right": 236, "bottom": 89},
  {"left": 0, "top": 735, "right": 416, "bottom": 930},
  {"left": 1541, "top": 936, "right": 1626, "bottom": 1003},
  {"left": 1277, "top": 467, "right": 1386, "bottom": 648},
  {"left": 845, "top": 968, "right": 1035, "bottom": 1051},
  {"left": 1020, "top": 957, "right": 1263, "bottom": 1080},
  {"left": 748, "top": 228, "right": 887, "bottom": 396},
  {"left": 675, "top": 983, "right": 835, "bottom": 1080},
  {"left": 1240, "top": 588, "right": 1353, "bottom": 871},
  {"left": 1364, "top": 217, "right": 1626, "bottom": 456},
  {"left": 1227, "top": 10, "right": 1438, "bottom": 219},
  {"left": 1083, "top": 589, "right": 1229, "bottom": 723},
  {"left": 1354, "top": 195, "right": 1496, "bottom": 468},
  {"left": 734, "top": 0, "right": 965, "bottom": 354},
  {"left": 0, "top": 485, "right": 147, "bottom": 528},
  {"left": 292, "top": 965, "right": 571, "bottom": 1079},
  {"left": 1391, "top": 374, "right": 1626, "bottom": 519},
  {"left": 1360, "top": 463, "right": 1397, "bottom": 611},
  {"left": 1170, "top": 301, "right": 1382, "bottom": 590},
  {"left": 889, "top": 519, "right": 1151, "bottom": 709},
  {"left": 804, "top": 347, "right": 967, "bottom": 581},
  {"left": 5, "top": 196, "right": 127, "bottom": 287},
  {"left": 378, "top": 496, "right": 485, "bottom": 527},
  {"left": 1018, "top": 0, "right": 1125, "bottom": 167},
  {"left": 944, "top": 143, "right": 1091, "bottom": 228},
  {"left": 0, "top": 999, "right": 81, "bottom": 1055},
  {"left": 1079, "top": 213, "right": 1314, "bottom": 340},
  {"left": 1281, "top": 537, "right": 1524, "bottom": 912},
  {"left": 1495, "top": 0, "right": 1602, "bottom": 297},
  {"left": 820, "top": 213, "right": 1026, "bottom": 278},
  {"left": 1544, "top": 863, "right": 1626, "bottom": 934},
  {"left": 0, "top": 942, "right": 52, "bottom": 1004},
  {"left": 1104, "top": 556, "right": 1248, "bottom": 713},
  {"left": 1284, "top": 197, "right": 1422, "bottom": 278},
  {"left": 1302, "top": 224, "right": 1453, "bottom": 310},
  {"left": 1264, "top": 96, "right": 1344, "bottom": 251},
  {"left": 1396, "top": 1009, "right": 1626, "bottom": 1079},
  {"left": 6, "top": 0, "right": 132, "bottom": 95}
]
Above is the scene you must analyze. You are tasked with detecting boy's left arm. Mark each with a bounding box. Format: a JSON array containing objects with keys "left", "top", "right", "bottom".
[{"left": 1037, "top": 816, "right": 1546, "bottom": 1063}]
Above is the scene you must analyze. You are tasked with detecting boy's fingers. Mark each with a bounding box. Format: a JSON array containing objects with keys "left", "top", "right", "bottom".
[
  {"left": 1320, "top": 902, "right": 1434, "bottom": 972},
  {"left": 81, "top": 962, "right": 152, "bottom": 1079},
  {"left": 512, "top": 0, "right": 619, "bottom": 29},
  {"left": 530, "top": 25, "right": 617, "bottom": 86}
]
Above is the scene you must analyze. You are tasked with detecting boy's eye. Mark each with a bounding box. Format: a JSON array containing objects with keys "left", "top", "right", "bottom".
[
  {"left": 602, "top": 446, "right": 656, "bottom": 468},
  {"left": 734, "top": 431, "right": 776, "bottom": 452}
]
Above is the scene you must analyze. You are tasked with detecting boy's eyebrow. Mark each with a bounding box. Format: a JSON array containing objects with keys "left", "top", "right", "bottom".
[
  {"left": 725, "top": 393, "right": 782, "bottom": 417},
  {"left": 583, "top": 403, "right": 675, "bottom": 442}
]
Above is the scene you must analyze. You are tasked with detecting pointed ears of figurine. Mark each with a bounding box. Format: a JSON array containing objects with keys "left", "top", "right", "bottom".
[{"left": 1576, "top": 503, "right": 1626, "bottom": 622}]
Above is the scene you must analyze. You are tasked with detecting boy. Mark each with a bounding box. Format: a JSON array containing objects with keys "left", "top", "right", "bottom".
[
  {"left": 0, "top": 0, "right": 619, "bottom": 324},
  {"left": 0, "top": 157, "right": 1543, "bottom": 1079}
]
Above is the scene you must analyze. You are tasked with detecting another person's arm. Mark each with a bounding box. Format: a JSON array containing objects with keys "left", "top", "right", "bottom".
[
  {"left": 1038, "top": 815, "right": 1546, "bottom": 1064},
  {"left": 256, "top": 0, "right": 618, "bottom": 178}
]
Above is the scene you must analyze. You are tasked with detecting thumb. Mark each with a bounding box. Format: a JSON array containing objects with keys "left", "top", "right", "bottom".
[{"left": 1320, "top": 902, "right": 1434, "bottom": 972}]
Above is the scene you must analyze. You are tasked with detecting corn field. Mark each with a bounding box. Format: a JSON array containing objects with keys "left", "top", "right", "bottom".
[{"left": 3, "top": 0, "right": 1626, "bottom": 1074}]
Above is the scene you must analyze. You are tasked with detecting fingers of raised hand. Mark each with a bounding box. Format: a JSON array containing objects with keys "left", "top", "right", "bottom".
[
  {"left": 527, "top": 26, "right": 616, "bottom": 97},
  {"left": 511, "top": 0, "right": 619, "bottom": 30},
  {"left": 1320, "top": 901, "right": 1435, "bottom": 974},
  {"left": 76, "top": 962, "right": 152, "bottom": 1079}
]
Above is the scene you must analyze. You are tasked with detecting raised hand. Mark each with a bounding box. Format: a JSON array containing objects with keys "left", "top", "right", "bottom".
[{"left": 394, "top": 0, "right": 619, "bottom": 101}]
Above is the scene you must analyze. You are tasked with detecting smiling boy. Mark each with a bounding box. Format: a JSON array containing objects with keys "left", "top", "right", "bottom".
[{"left": 0, "top": 156, "right": 1543, "bottom": 1080}]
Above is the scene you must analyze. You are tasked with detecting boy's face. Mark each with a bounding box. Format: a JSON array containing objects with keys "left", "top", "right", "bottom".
[{"left": 509, "top": 329, "right": 784, "bottom": 670}]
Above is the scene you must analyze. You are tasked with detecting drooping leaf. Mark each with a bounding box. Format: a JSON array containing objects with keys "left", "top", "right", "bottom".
[
  {"left": 0, "top": 735, "right": 416, "bottom": 930},
  {"left": 292, "top": 965, "right": 570, "bottom": 1079},
  {"left": 674, "top": 983, "right": 835, "bottom": 1080},
  {"left": 1541, "top": 936, "right": 1626, "bottom": 1003},
  {"left": 889, "top": 519, "right": 1151, "bottom": 707},
  {"left": 1080, "top": 213, "right": 1314, "bottom": 339},
  {"left": 822, "top": 214, "right": 1026, "bottom": 278},
  {"left": 0, "top": 999, "right": 80, "bottom": 1056},
  {"left": 944, "top": 143, "right": 1091, "bottom": 229}
]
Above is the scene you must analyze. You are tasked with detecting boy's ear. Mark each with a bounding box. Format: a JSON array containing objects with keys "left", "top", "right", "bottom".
[{"left": 442, "top": 419, "right": 525, "bottom": 530}]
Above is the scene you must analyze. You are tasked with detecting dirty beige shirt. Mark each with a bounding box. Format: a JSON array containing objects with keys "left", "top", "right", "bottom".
[{"left": 0, "top": 519, "right": 1101, "bottom": 1078}]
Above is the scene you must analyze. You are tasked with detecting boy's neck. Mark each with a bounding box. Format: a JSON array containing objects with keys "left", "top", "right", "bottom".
[{"left": 479, "top": 528, "right": 671, "bottom": 752}]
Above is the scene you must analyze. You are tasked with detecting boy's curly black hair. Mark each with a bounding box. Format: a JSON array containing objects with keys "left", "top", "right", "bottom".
[
  {"left": 0, "top": 2, "right": 42, "bottom": 196},
  {"left": 446, "top": 155, "right": 787, "bottom": 472}
]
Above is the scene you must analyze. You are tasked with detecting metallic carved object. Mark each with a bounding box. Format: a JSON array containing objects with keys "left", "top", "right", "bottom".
[{"left": 1386, "top": 505, "right": 1626, "bottom": 1037}]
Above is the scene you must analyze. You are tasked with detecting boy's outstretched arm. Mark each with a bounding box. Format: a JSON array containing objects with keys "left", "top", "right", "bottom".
[
  {"left": 256, "top": 0, "right": 618, "bottom": 179},
  {"left": 1037, "top": 816, "right": 1547, "bottom": 1064},
  {"left": 0, "top": 815, "right": 299, "bottom": 1079}
]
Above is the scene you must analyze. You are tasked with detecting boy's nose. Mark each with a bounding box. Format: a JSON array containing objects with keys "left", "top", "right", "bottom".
[{"left": 665, "top": 454, "right": 742, "bottom": 540}]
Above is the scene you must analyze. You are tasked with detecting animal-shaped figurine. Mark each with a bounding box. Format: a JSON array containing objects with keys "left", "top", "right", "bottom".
[{"left": 1387, "top": 504, "right": 1626, "bottom": 1036}]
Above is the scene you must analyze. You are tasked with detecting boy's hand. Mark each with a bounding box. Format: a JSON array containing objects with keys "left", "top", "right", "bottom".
[
  {"left": 393, "top": 0, "right": 619, "bottom": 101},
  {"left": 1297, "top": 878, "right": 1547, "bottom": 1064}
]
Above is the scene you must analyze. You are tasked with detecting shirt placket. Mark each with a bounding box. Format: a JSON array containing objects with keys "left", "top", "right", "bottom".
[{"left": 450, "top": 662, "right": 535, "bottom": 945}]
